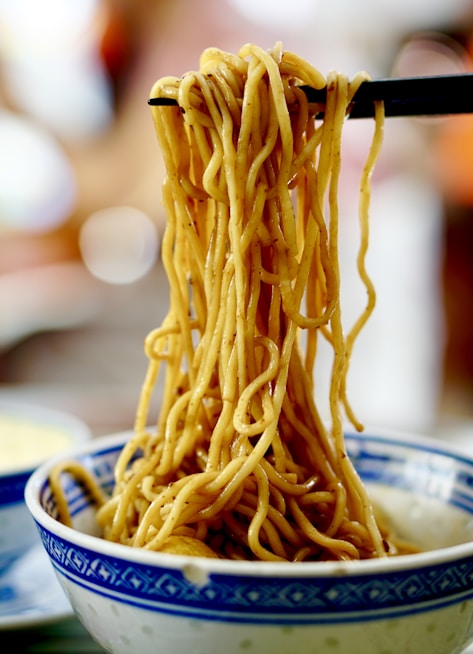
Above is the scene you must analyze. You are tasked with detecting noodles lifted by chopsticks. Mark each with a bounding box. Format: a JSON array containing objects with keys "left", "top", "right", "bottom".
[{"left": 54, "top": 43, "right": 399, "bottom": 561}]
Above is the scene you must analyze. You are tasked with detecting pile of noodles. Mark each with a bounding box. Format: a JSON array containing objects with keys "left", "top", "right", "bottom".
[{"left": 52, "top": 43, "right": 412, "bottom": 562}]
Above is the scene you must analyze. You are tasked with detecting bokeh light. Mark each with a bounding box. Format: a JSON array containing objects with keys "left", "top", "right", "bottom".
[
  {"left": 227, "top": 0, "right": 319, "bottom": 31},
  {"left": 0, "top": 0, "right": 113, "bottom": 141},
  {"left": 0, "top": 110, "right": 76, "bottom": 233},
  {"left": 393, "top": 32, "right": 469, "bottom": 78},
  {"left": 79, "top": 206, "right": 159, "bottom": 285},
  {"left": 227, "top": 0, "right": 472, "bottom": 34}
]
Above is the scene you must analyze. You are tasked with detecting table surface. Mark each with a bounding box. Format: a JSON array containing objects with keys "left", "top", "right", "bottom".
[{"left": 3, "top": 617, "right": 102, "bottom": 652}]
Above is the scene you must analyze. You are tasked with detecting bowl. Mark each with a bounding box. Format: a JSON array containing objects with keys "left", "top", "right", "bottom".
[
  {"left": 0, "top": 400, "right": 91, "bottom": 574},
  {"left": 25, "top": 429, "right": 473, "bottom": 654}
]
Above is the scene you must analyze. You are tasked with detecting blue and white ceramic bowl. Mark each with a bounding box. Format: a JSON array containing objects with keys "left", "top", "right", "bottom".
[
  {"left": 25, "top": 429, "right": 473, "bottom": 654},
  {"left": 0, "top": 401, "right": 91, "bottom": 575}
]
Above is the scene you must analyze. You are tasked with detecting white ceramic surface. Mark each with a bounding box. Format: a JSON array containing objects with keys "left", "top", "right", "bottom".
[
  {"left": 0, "top": 401, "right": 91, "bottom": 574},
  {"left": 25, "top": 429, "right": 473, "bottom": 654}
]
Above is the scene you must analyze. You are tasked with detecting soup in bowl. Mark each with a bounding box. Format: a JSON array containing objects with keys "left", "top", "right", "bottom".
[{"left": 25, "top": 428, "right": 473, "bottom": 654}]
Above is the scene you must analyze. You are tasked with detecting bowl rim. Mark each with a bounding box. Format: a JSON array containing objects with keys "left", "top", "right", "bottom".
[
  {"left": 0, "top": 399, "right": 91, "bottom": 476},
  {"left": 24, "top": 427, "right": 473, "bottom": 578}
]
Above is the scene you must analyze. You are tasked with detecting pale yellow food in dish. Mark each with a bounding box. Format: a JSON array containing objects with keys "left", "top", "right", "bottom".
[
  {"left": 50, "top": 43, "right": 417, "bottom": 562},
  {"left": 0, "top": 415, "right": 72, "bottom": 472}
]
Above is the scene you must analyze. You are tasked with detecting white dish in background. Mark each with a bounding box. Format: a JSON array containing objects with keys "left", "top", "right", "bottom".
[
  {"left": 0, "top": 400, "right": 92, "bottom": 474},
  {"left": 0, "top": 544, "right": 73, "bottom": 630},
  {"left": 0, "top": 400, "right": 91, "bottom": 574}
]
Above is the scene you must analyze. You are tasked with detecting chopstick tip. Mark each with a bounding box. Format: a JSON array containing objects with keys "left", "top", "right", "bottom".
[{"left": 148, "top": 97, "right": 179, "bottom": 106}]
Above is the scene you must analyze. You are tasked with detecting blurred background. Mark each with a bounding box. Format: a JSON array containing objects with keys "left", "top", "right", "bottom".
[{"left": 1, "top": 0, "right": 472, "bottom": 438}]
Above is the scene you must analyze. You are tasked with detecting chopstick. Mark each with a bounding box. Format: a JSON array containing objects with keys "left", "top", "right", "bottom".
[{"left": 148, "top": 73, "right": 473, "bottom": 118}]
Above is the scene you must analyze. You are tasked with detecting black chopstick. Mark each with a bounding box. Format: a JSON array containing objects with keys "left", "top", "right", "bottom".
[{"left": 148, "top": 73, "right": 473, "bottom": 118}]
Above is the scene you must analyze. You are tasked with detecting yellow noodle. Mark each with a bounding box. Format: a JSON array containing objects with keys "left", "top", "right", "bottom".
[
  {"left": 49, "top": 43, "right": 410, "bottom": 561},
  {"left": 49, "top": 460, "right": 107, "bottom": 528}
]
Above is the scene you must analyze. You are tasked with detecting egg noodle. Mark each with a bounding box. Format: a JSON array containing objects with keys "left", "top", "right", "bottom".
[{"left": 50, "top": 43, "right": 416, "bottom": 561}]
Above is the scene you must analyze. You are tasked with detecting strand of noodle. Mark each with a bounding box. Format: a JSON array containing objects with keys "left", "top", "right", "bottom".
[
  {"left": 272, "top": 135, "right": 336, "bottom": 330},
  {"left": 201, "top": 131, "right": 226, "bottom": 204},
  {"left": 198, "top": 59, "right": 354, "bottom": 556},
  {"left": 200, "top": 47, "right": 249, "bottom": 78},
  {"left": 324, "top": 73, "right": 350, "bottom": 453},
  {"left": 328, "top": 95, "right": 386, "bottom": 557},
  {"left": 137, "top": 457, "right": 249, "bottom": 549},
  {"left": 132, "top": 472, "right": 217, "bottom": 547},
  {"left": 243, "top": 47, "right": 294, "bottom": 236},
  {"left": 211, "top": 69, "right": 243, "bottom": 129},
  {"left": 221, "top": 97, "right": 249, "bottom": 401},
  {"left": 203, "top": 326, "right": 301, "bottom": 523},
  {"left": 235, "top": 58, "right": 268, "bottom": 188},
  {"left": 293, "top": 545, "right": 322, "bottom": 561},
  {"left": 246, "top": 464, "right": 286, "bottom": 561},
  {"left": 299, "top": 491, "right": 337, "bottom": 506},
  {"left": 198, "top": 304, "right": 304, "bottom": 524},
  {"left": 203, "top": 398, "right": 233, "bottom": 469},
  {"left": 240, "top": 240, "right": 262, "bottom": 395},
  {"left": 111, "top": 430, "right": 150, "bottom": 484},
  {"left": 240, "top": 183, "right": 268, "bottom": 253},
  {"left": 281, "top": 360, "right": 339, "bottom": 476},
  {"left": 294, "top": 78, "right": 374, "bottom": 560},
  {"left": 341, "top": 100, "right": 384, "bottom": 428},
  {"left": 288, "top": 496, "right": 360, "bottom": 560},
  {"left": 158, "top": 390, "right": 194, "bottom": 472},
  {"left": 237, "top": 511, "right": 289, "bottom": 561},
  {"left": 177, "top": 76, "right": 215, "bottom": 129},
  {"left": 323, "top": 480, "right": 348, "bottom": 537},
  {"left": 101, "top": 455, "right": 160, "bottom": 542},
  {"left": 241, "top": 82, "right": 279, "bottom": 211},
  {"left": 145, "top": 140, "right": 205, "bottom": 472},
  {"left": 158, "top": 196, "right": 193, "bottom": 369},
  {"left": 267, "top": 481, "right": 287, "bottom": 514},
  {"left": 49, "top": 460, "right": 107, "bottom": 528},
  {"left": 317, "top": 75, "right": 385, "bottom": 557},
  {"left": 197, "top": 422, "right": 280, "bottom": 521},
  {"left": 279, "top": 50, "right": 327, "bottom": 90},
  {"left": 166, "top": 219, "right": 233, "bottom": 470},
  {"left": 133, "top": 193, "right": 182, "bottom": 435},
  {"left": 86, "top": 45, "right": 390, "bottom": 560},
  {"left": 238, "top": 490, "right": 304, "bottom": 549},
  {"left": 259, "top": 457, "right": 318, "bottom": 495},
  {"left": 305, "top": 160, "right": 338, "bottom": 333},
  {"left": 233, "top": 337, "right": 278, "bottom": 436}
]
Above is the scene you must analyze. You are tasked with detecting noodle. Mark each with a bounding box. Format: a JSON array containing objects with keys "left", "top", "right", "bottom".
[{"left": 50, "top": 43, "right": 414, "bottom": 561}]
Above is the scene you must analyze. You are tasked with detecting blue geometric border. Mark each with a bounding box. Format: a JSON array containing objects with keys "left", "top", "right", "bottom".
[
  {"left": 34, "top": 523, "right": 473, "bottom": 624},
  {"left": 33, "top": 432, "right": 473, "bottom": 624}
]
